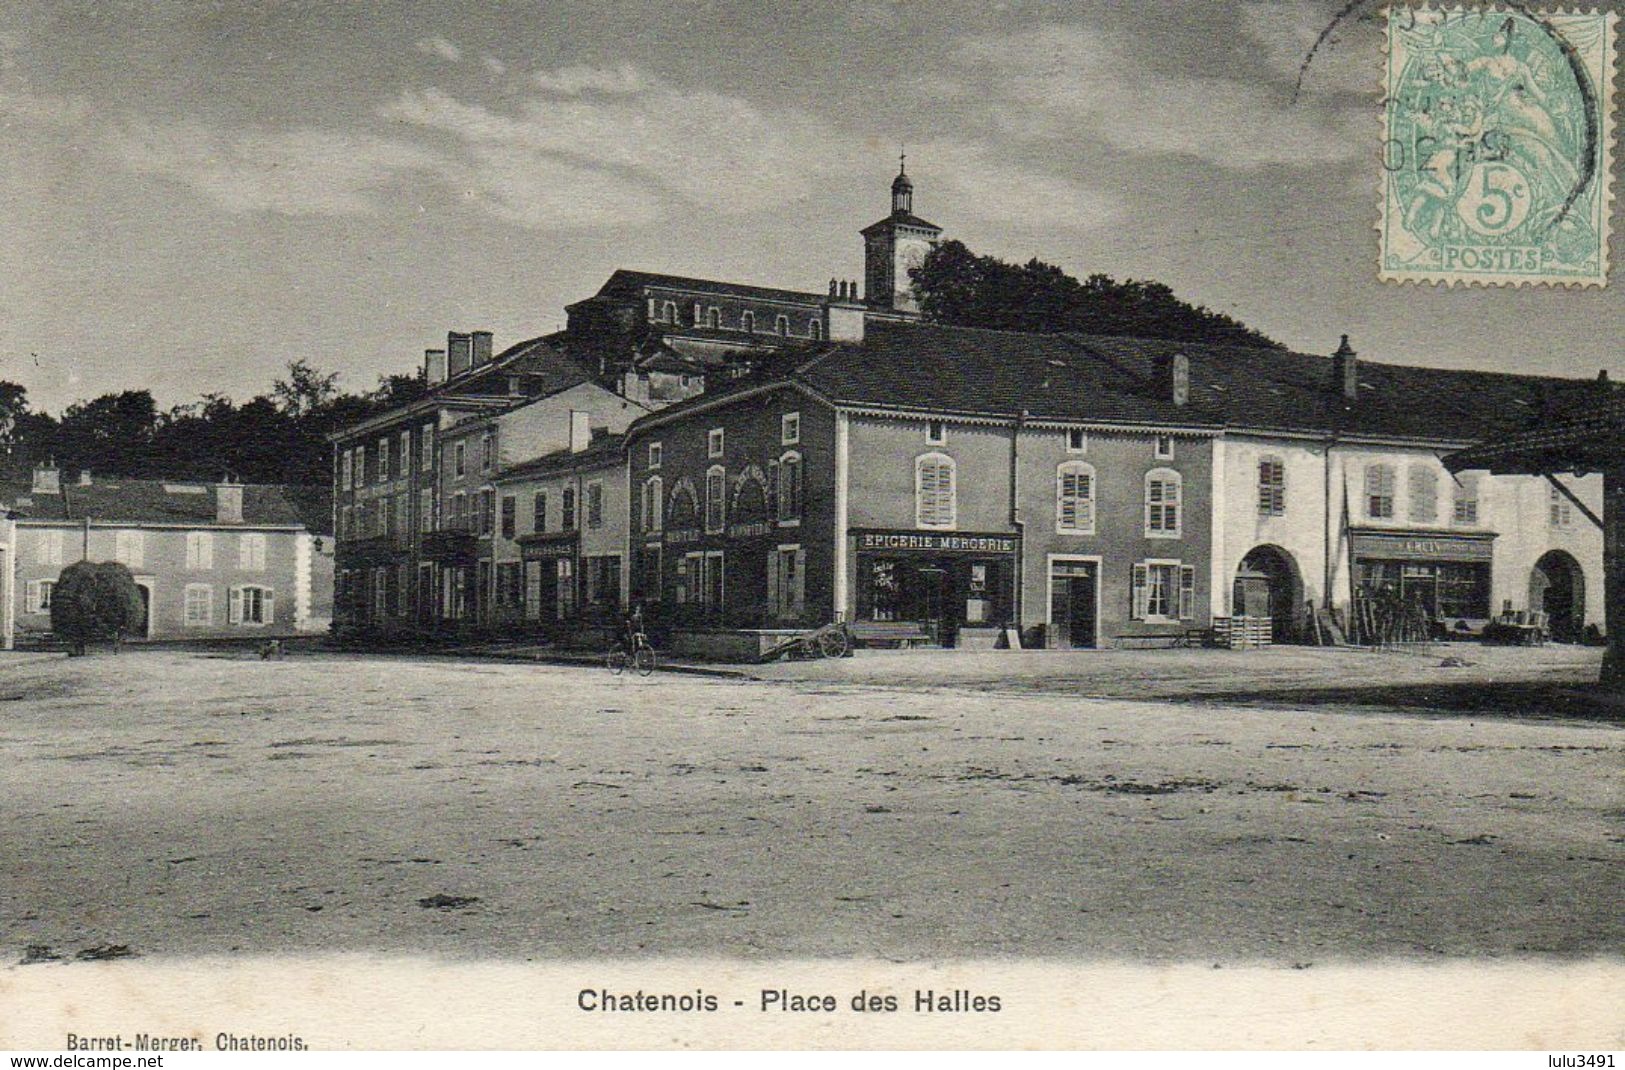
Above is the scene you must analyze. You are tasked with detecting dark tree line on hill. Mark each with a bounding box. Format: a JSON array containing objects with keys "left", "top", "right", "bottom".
[
  {"left": 909, "top": 240, "right": 1283, "bottom": 349},
  {"left": 0, "top": 362, "right": 427, "bottom": 487}
]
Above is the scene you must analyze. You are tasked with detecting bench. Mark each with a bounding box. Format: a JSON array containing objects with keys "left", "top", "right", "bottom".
[
  {"left": 848, "top": 621, "right": 934, "bottom": 649},
  {"left": 1111, "top": 632, "right": 1191, "bottom": 650}
]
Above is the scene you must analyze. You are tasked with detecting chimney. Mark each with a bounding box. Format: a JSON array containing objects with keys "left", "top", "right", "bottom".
[
  {"left": 77, "top": 469, "right": 92, "bottom": 487},
  {"left": 31, "top": 461, "right": 60, "bottom": 496},
  {"left": 569, "top": 411, "right": 592, "bottom": 453},
  {"left": 447, "top": 331, "right": 473, "bottom": 378},
  {"left": 471, "top": 330, "right": 494, "bottom": 367},
  {"left": 216, "top": 480, "right": 244, "bottom": 525},
  {"left": 425, "top": 348, "right": 448, "bottom": 385},
  {"left": 1155, "top": 352, "right": 1190, "bottom": 407},
  {"left": 1333, "top": 334, "right": 1358, "bottom": 401}
]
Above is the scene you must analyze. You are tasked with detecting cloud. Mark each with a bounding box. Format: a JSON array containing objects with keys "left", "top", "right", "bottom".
[
  {"left": 414, "top": 36, "right": 462, "bottom": 63},
  {"left": 530, "top": 63, "right": 648, "bottom": 96},
  {"left": 482, "top": 55, "right": 507, "bottom": 76},
  {"left": 939, "top": 23, "right": 1368, "bottom": 170},
  {"left": 1238, "top": 1, "right": 1382, "bottom": 94}
]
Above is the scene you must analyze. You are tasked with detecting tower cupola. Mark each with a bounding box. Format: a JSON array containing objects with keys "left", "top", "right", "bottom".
[
  {"left": 891, "top": 155, "right": 913, "bottom": 215},
  {"left": 861, "top": 154, "right": 942, "bottom": 316}
]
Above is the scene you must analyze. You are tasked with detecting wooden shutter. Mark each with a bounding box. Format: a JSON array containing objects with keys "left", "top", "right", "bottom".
[
  {"left": 262, "top": 589, "right": 275, "bottom": 625},
  {"left": 791, "top": 549, "right": 806, "bottom": 618},
  {"left": 1131, "top": 564, "right": 1149, "bottom": 620},
  {"left": 25, "top": 581, "right": 39, "bottom": 614},
  {"left": 228, "top": 586, "right": 242, "bottom": 624},
  {"left": 1179, "top": 566, "right": 1196, "bottom": 620}
]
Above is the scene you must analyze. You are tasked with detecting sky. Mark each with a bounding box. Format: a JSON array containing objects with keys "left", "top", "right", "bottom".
[{"left": 0, "top": 0, "right": 1619, "bottom": 415}]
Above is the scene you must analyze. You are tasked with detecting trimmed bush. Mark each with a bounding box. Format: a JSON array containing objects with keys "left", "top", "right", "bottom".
[{"left": 50, "top": 560, "right": 145, "bottom": 655}]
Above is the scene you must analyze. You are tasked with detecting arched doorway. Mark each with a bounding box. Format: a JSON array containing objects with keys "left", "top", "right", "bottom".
[
  {"left": 1233, "top": 545, "right": 1304, "bottom": 643},
  {"left": 1530, "top": 550, "right": 1585, "bottom": 643}
]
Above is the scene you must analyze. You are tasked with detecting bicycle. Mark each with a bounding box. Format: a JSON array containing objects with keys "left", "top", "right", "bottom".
[{"left": 606, "top": 628, "right": 658, "bottom": 676}]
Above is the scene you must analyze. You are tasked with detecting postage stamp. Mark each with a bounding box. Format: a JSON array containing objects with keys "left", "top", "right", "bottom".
[{"left": 1379, "top": 6, "right": 1617, "bottom": 286}]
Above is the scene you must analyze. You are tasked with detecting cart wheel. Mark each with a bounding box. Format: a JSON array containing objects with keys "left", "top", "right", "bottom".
[
  {"left": 606, "top": 644, "right": 628, "bottom": 675},
  {"left": 818, "top": 627, "right": 850, "bottom": 659},
  {"left": 633, "top": 645, "right": 657, "bottom": 677}
]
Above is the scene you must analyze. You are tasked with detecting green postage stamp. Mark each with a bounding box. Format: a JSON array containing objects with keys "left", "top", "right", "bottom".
[{"left": 1380, "top": 6, "right": 1617, "bottom": 286}]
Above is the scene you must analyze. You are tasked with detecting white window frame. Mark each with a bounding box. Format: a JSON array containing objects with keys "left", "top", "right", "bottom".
[
  {"left": 1155, "top": 434, "right": 1175, "bottom": 460},
  {"left": 707, "top": 428, "right": 724, "bottom": 459},
  {"left": 1550, "top": 482, "right": 1574, "bottom": 529},
  {"left": 340, "top": 448, "right": 353, "bottom": 491},
  {"left": 643, "top": 476, "right": 664, "bottom": 533},
  {"left": 1132, "top": 559, "right": 1195, "bottom": 623},
  {"left": 183, "top": 583, "right": 214, "bottom": 626},
  {"left": 1066, "top": 428, "right": 1087, "bottom": 454},
  {"left": 421, "top": 424, "right": 435, "bottom": 470},
  {"left": 781, "top": 412, "right": 801, "bottom": 446},
  {"left": 1144, "top": 468, "right": 1182, "bottom": 539},
  {"left": 775, "top": 314, "right": 790, "bottom": 336},
  {"left": 115, "top": 529, "right": 145, "bottom": 568},
  {"left": 776, "top": 451, "right": 803, "bottom": 525},
  {"left": 662, "top": 301, "right": 677, "bottom": 323},
  {"left": 741, "top": 311, "right": 755, "bottom": 333},
  {"left": 926, "top": 418, "right": 947, "bottom": 446},
  {"left": 914, "top": 452, "right": 957, "bottom": 530},
  {"left": 1056, "top": 461, "right": 1096, "bottom": 535},
  {"left": 707, "top": 306, "right": 721, "bottom": 329},
  {"left": 400, "top": 430, "right": 412, "bottom": 477},
  {"left": 185, "top": 531, "right": 214, "bottom": 570},
  {"left": 230, "top": 584, "right": 275, "bottom": 626},
  {"left": 704, "top": 465, "right": 727, "bottom": 535},
  {"left": 377, "top": 436, "right": 390, "bottom": 483},
  {"left": 648, "top": 441, "right": 663, "bottom": 470},
  {"left": 586, "top": 480, "right": 604, "bottom": 530},
  {"left": 1452, "top": 472, "right": 1480, "bottom": 527},
  {"left": 239, "top": 532, "right": 267, "bottom": 571},
  {"left": 25, "top": 579, "right": 55, "bottom": 614}
]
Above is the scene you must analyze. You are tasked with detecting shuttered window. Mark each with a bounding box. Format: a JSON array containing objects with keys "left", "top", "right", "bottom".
[
  {"left": 1144, "top": 469, "right": 1182, "bottom": 537},
  {"left": 1132, "top": 562, "right": 1195, "bottom": 622},
  {"left": 186, "top": 531, "right": 214, "bottom": 570},
  {"left": 184, "top": 584, "right": 213, "bottom": 626},
  {"left": 915, "top": 453, "right": 956, "bottom": 529},
  {"left": 705, "top": 466, "right": 726, "bottom": 534},
  {"left": 115, "top": 529, "right": 145, "bottom": 568},
  {"left": 1056, "top": 462, "right": 1095, "bottom": 534},
  {"left": 642, "top": 477, "right": 663, "bottom": 533},
  {"left": 1409, "top": 465, "right": 1439, "bottom": 522},
  {"left": 777, "top": 453, "right": 803, "bottom": 521},
  {"left": 230, "top": 585, "right": 274, "bottom": 625},
  {"left": 1365, "top": 464, "right": 1395, "bottom": 519},
  {"left": 239, "top": 533, "right": 266, "bottom": 571},
  {"left": 1452, "top": 473, "right": 1480, "bottom": 525},
  {"left": 1258, "top": 457, "right": 1285, "bottom": 516}
]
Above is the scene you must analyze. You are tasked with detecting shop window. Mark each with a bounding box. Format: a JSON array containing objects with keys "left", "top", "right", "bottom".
[
  {"left": 1409, "top": 466, "right": 1439, "bottom": 522},
  {"left": 643, "top": 476, "right": 664, "bottom": 533},
  {"left": 705, "top": 466, "right": 727, "bottom": 534},
  {"left": 1549, "top": 483, "right": 1574, "bottom": 529},
  {"left": 1056, "top": 461, "right": 1095, "bottom": 534},
  {"left": 239, "top": 532, "right": 266, "bottom": 571},
  {"left": 186, "top": 531, "right": 214, "bottom": 570},
  {"left": 1132, "top": 562, "right": 1195, "bottom": 622},
  {"left": 230, "top": 585, "right": 274, "bottom": 625},
  {"left": 586, "top": 481, "right": 604, "bottom": 529},
  {"left": 915, "top": 453, "right": 956, "bottom": 529},
  {"left": 1365, "top": 464, "right": 1396, "bottom": 518},
  {"left": 1144, "top": 468, "right": 1182, "bottom": 538},
  {"left": 184, "top": 584, "right": 213, "bottom": 626},
  {"left": 777, "top": 453, "right": 803, "bottom": 522},
  {"left": 585, "top": 556, "right": 621, "bottom": 608},
  {"left": 501, "top": 495, "right": 517, "bottom": 539},
  {"left": 1452, "top": 473, "right": 1480, "bottom": 525},
  {"left": 1258, "top": 457, "right": 1285, "bottom": 516}
]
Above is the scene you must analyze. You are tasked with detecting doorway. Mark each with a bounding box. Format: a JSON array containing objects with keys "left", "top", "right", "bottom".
[
  {"left": 132, "top": 578, "right": 154, "bottom": 639},
  {"left": 1530, "top": 550, "right": 1585, "bottom": 642},
  {"left": 1235, "top": 546, "right": 1303, "bottom": 643},
  {"left": 1048, "top": 558, "right": 1099, "bottom": 649}
]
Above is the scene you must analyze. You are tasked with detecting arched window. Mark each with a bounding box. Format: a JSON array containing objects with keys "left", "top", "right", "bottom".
[
  {"left": 1365, "top": 463, "right": 1395, "bottom": 519},
  {"left": 704, "top": 465, "right": 726, "bottom": 534},
  {"left": 668, "top": 478, "right": 698, "bottom": 530},
  {"left": 741, "top": 311, "right": 755, "bottom": 333},
  {"left": 706, "top": 307, "right": 721, "bottom": 329},
  {"left": 775, "top": 314, "right": 789, "bottom": 335},
  {"left": 642, "top": 476, "right": 663, "bottom": 533},
  {"left": 662, "top": 301, "right": 677, "bottom": 323},
  {"left": 777, "top": 452, "right": 803, "bottom": 521},
  {"left": 1056, "top": 461, "right": 1095, "bottom": 534},
  {"left": 731, "top": 465, "right": 769, "bottom": 520},
  {"left": 809, "top": 318, "right": 822, "bottom": 341},
  {"left": 915, "top": 452, "right": 956, "bottom": 529},
  {"left": 1144, "top": 468, "right": 1182, "bottom": 537},
  {"left": 1408, "top": 465, "right": 1438, "bottom": 522},
  {"left": 1258, "top": 456, "right": 1285, "bottom": 516}
]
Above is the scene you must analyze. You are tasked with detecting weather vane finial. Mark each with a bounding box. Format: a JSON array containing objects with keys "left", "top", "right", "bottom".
[{"left": 899, "top": 146, "right": 906, "bottom": 174}]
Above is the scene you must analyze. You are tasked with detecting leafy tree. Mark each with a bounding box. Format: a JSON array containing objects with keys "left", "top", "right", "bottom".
[
  {"left": 272, "top": 359, "right": 341, "bottom": 418},
  {"left": 50, "top": 560, "right": 146, "bottom": 655},
  {"left": 54, "top": 390, "right": 160, "bottom": 478},
  {"left": 910, "top": 240, "right": 1283, "bottom": 349}
]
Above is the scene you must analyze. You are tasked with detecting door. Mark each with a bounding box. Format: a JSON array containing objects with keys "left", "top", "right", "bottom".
[
  {"left": 133, "top": 581, "right": 153, "bottom": 639},
  {"left": 918, "top": 567, "right": 946, "bottom": 645},
  {"left": 1049, "top": 562, "right": 1097, "bottom": 649}
]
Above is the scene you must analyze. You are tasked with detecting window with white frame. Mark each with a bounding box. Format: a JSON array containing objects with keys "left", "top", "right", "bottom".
[
  {"left": 533, "top": 491, "right": 547, "bottom": 533},
  {"left": 777, "top": 452, "right": 803, "bottom": 522},
  {"left": 809, "top": 318, "right": 822, "bottom": 341},
  {"left": 230, "top": 585, "right": 274, "bottom": 625},
  {"left": 24, "top": 579, "right": 54, "bottom": 614},
  {"left": 705, "top": 466, "right": 726, "bottom": 534},
  {"left": 1365, "top": 463, "right": 1396, "bottom": 519},
  {"left": 768, "top": 545, "right": 805, "bottom": 620},
  {"left": 1066, "top": 428, "right": 1087, "bottom": 453},
  {"left": 481, "top": 432, "right": 494, "bottom": 474},
  {"left": 915, "top": 452, "right": 956, "bottom": 529},
  {"left": 419, "top": 488, "right": 434, "bottom": 533},
  {"left": 1132, "top": 561, "right": 1196, "bottom": 622},
  {"left": 643, "top": 476, "right": 663, "bottom": 533},
  {"left": 239, "top": 532, "right": 267, "bottom": 571},
  {"left": 741, "top": 311, "right": 755, "bottom": 333},
  {"left": 1409, "top": 465, "right": 1439, "bottom": 522},
  {"left": 782, "top": 412, "right": 800, "bottom": 445},
  {"left": 36, "top": 529, "right": 63, "bottom": 567},
  {"left": 662, "top": 301, "right": 677, "bottom": 323},
  {"left": 1144, "top": 469, "right": 1182, "bottom": 537},
  {"left": 400, "top": 430, "right": 411, "bottom": 477},
  {"left": 377, "top": 437, "right": 390, "bottom": 482},
  {"left": 183, "top": 583, "right": 213, "bottom": 626},
  {"left": 926, "top": 419, "right": 946, "bottom": 446},
  {"left": 340, "top": 448, "right": 352, "bottom": 491},
  {"left": 1452, "top": 473, "right": 1480, "bottom": 525},
  {"left": 1056, "top": 461, "right": 1095, "bottom": 534},
  {"left": 1258, "top": 456, "right": 1285, "bottom": 516},
  {"left": 707, "top": 307, "right": 721, "bottom": 329},
  {"left": 454, "top": 441, "right": 466, "bottom": 478},
  {"left": 562, "top": 486, "right": 576, "bottom": 530},
  {"left": 185, "top": 531, "right": 214, "bottom": 570},
  {"left": 114, "top": 529, "right": 145, "bottom": 568},
  {"left": 1155, "top": 435, "right": 1175, "bottom": 460},
  {"left": 586, "top": 481, "right": 604, "bottom": 529},
  {"left": 355, "top": 444, "right": 367, "bottom": 486},
  {"left": 421, "top": 424, "right": 435, "bottom": 470},
  {"left": 707, "top": 428, "right": 724, "bottom": 458},
  {"left": 775, "top": 315, "right": 789, "bottom": 336},
  {"left": 1550, "top": 482, "right": 1574, "bottom": 529},
  {"left": 648, "top": 441, "right": 662, "bottom": 470}
]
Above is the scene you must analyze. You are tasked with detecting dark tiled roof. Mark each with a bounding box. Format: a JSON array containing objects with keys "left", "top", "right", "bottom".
[
  {"left": 0, "top": 479, "right": 325, "bottom": 528},
  {"left": 860, "top": 211, "right": 941, "bottom": 234},
  {"left": 593, "top": 269, "right": 825, "bottom": 307},
  {"left": 441, "top": 335, "right": 592, "bottom": 398},
  {"left": 1446, "top": 394, "right": 1625, "bottom": 473},
  {"left": 495, "top": 435, "right": 627, "bottom": 482}
]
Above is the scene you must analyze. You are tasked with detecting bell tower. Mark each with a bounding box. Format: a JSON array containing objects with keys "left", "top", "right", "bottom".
[{"left": 861, "top": 155, "right": 941, "bottom": 315}]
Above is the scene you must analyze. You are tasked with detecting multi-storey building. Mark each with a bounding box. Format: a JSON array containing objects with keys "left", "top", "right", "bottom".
[{"left": 2, "top": 465, "right": 331, "bottom": 641}]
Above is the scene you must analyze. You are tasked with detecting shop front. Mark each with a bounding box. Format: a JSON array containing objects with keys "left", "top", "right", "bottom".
[
  {"left": 852, "top": 529, "right": 1017, "bottom": 647},
  {"left": 1350, "top": 529, "right": 1496, "bottom": 629},
  {"left": 517, "top": 531, "right": 578, "bottom": 625}
]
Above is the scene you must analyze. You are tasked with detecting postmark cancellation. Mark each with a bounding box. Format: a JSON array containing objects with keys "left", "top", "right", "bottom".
[{"left": 1379, "top": 5, "right": 1617, "bottom": 287}]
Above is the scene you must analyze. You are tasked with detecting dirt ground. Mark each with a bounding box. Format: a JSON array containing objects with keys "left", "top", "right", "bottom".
[{"left": 1, "top": 645, "right": 1620, "bottom": 964}]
